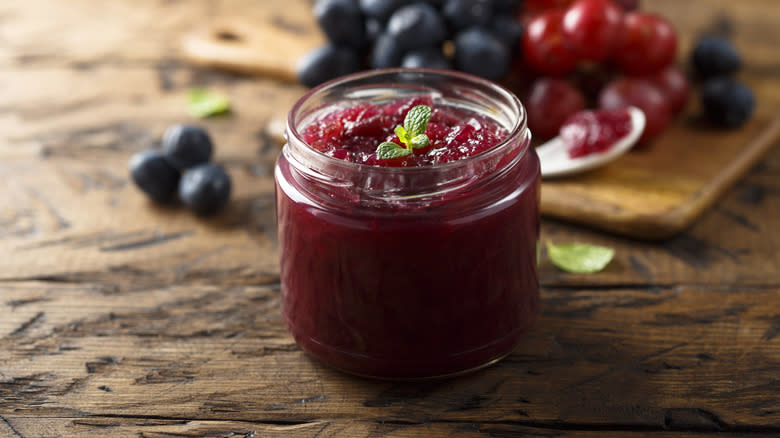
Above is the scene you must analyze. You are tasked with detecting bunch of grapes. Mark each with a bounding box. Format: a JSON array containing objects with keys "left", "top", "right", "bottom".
[
  {"left": 300, "top": 0, "right": 711, "bottom": 146},
  {"left": 298, "top": 0, "right": 525, "bottom": 86},
  {"left": 520, "top": 0, "right": 689, "bottom": 144}
]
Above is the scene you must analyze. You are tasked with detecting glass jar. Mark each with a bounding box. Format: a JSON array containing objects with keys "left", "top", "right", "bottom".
[{"left": 275, "top": 69, "right": 540, "bottom": 379}]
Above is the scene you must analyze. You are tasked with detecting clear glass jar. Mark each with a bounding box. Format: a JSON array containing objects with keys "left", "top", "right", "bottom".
[{"left": 275, "top": 69, "right": 540, "bottom": 379}]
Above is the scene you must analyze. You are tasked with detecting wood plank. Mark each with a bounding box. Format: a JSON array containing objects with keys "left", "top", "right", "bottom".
[
  {"left": 1, "top": 416, "right": 776, "bottom": 438},
  {"left": 1, "top": 282, "right": 777, "bottom": 430}
]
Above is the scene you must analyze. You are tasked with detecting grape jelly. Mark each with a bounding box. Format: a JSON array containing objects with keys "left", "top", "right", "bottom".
[{"left": 275, "top": 69, "right": 540, "bottom": 379}]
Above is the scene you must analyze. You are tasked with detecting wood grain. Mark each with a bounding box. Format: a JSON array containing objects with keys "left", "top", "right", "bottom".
[{"left": 1, "top": 282, "right": 778, "bottom": 432}]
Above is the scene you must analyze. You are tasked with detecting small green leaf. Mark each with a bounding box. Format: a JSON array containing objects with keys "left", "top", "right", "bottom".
[
  {"left": 395, "top": 125, "right": 409, "bottom": 145},
  {"left": 410, "top": 134, "right": 429, "bottom": 149},
  {"left": 188, "top": 88, "right": 231, "bottom": 118},
  {"left": 376, "top": 141, "right": 413, "bottom": 160},
  {"left": 546, "top": 241, "right": 615, "bottom": 274},
  {"left": 404, "top": 105, "right": 432, "bottom": 138}
]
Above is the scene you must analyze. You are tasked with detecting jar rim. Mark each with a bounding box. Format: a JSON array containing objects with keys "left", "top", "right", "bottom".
[{"left": 286, "top": 68, "right": 529, "bottom": 175}]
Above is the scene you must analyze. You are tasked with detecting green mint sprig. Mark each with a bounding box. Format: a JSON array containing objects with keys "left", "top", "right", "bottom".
[{"left": 376, "top": 105, "right": 431, "bottom": 160}]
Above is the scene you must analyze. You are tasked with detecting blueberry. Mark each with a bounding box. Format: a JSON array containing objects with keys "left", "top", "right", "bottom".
[
  {"left": 314, "top": 0, "right": 366, "bottom": 48},
  {"left": 454, "top": 28, "right": 510, "bottom": 80},
  {"left": 360, "top": 0, "right": 412, "bottom": 22},
  {"left": 701, "top": 77, "right": 755, "bottom": 128},
  {"left": 129, "top": 150, "right": 180, "bottom": 203},
  {"left": 179, "top": 163, "right": 232, "bottom": 215},
  {"left": 161, "top": 124, "right": 213, "bottom": 170},
  {"left": 371, "top": 33, "right": 405, "bottom": 68},
  {"left": 491, "top": 15, "right": 524, "bottom": 48},
  {"left": 386, "top": 4, "right": 446, "bottom": 51},
  {"left": 443, "top": 0, "right": 494, "bottom": 32},
  {"left": 365, "top": 18, "right": 383, "bottom": 44},
  {"left": 692, "top": 35, "right": 741, "bottom": 78},
  {"left": 297, "top": 45, "right": 360, "bottom": 87},
  {"left": 402, "top": 48, "right": 451, "bottom": 69}
]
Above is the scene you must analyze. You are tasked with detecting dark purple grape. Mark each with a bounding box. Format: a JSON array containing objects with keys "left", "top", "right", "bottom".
[
  {"left": 491, "top": 15, "right": 524, "bottom": 48},
  {"left": 454, "top": 28, "right": 510, "bottom": 80},
  {"left": 443, "top": 0, "right": 494, "bottom": 32},
  {"left": 402, "top": 48, "right": 451, "bottom": 69},
  {"left": 359, "top": 0, "right": 412, "bottom": 22},
  {"left": 297, "top": 45, "right": 360, "bottom": 87},
  {"left": 314, "top": 0, "right": 366, "bottom": 48},
  {"left": 386, "top": 3, "right": 446, "bottom": 50},
  {"left": 371, "top": 33, "right": 405, "bottom": 68}
]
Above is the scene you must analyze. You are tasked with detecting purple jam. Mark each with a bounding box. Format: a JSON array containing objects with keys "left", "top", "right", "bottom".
[
  {"left": 560, "top": 108, "right": 633, "bottom": 158},
  {"left": 301, "top": 97, "right": 508, "bottom": 166},
  {"left": 276, "top": 84, "right": 540, "bottom": 379}
]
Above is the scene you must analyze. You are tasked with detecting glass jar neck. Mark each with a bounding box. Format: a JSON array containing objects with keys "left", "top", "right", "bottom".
[{"left": 284, "top": 69, "right": 530, "bottom": 205}]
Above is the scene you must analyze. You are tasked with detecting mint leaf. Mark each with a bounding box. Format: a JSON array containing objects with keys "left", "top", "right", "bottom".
[
  {"left": 395, "top": 125, "right": 410, "bottom": 145},
  {"left": 546, "top": 241, "right": 615, "bottom": 274},
  {"left": 375, "top": 104, "right": 432, "bottom": 160},
  {"left": 410, "top": 134, "right": 429, "bottom": 149},
  {"left": 188, "top": 88, "right": 230, "bottom": 118},
  {"left": 404, "top": 105, "right": 432, "bottom": 137},
  {"left": 376, "top": 141, "right": 413, "bottom": 160}
]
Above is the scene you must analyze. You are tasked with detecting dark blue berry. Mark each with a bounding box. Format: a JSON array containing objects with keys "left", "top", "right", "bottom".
[
  {"left": 454, "top": 28, "right": 510, "bottom": 80},
  {"left": 701, "top": 77, "right": 755, "bottom": 128},
  {"left": 179, "top": 163, "right": 232, "bottom": 215},
  {"left": 402, "top": 48, "right": 451, "bottom": 69},
  {"left": 371, "top": 33, "right": 405, "bottom": 68},
  {"left": 386, "top": 4, "right": 446, "bottom": 51},
  {"left": 297, "top": 45, "right": 360, "bottom": 87},
  {"left": 359, "top": 0, "right": 412, "bottom": 22},
  {"left": 443, "top": 0, "right": 494, "bottom": 32},
  {"left": 129, "top": 150, "right": 180, "bottom": 203},
  {"left": 161, "top": 124, "right": 213, "bottom": 170},
  {"left": 314, "top": 0, "right": 366, "bottom": 48},
  {"left": 692, "top": 35, "right": 741, "bottom": 79},
  {"left": 491, "top": 15, "right": 524, "bottom": 48},
  {"left": 365, "top": 18, "right": 383, "bottom": 44}
]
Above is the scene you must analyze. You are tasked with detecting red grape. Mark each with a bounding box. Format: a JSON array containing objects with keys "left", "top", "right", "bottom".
[
  {"left": 521, "top": 0, "right": 575, "bottom": 22},
  {"left": 599, "top": 77, "right": 670, "bottom": 144},
  {"left": 612, "top": 12, "right": 677, "bottom": 75},
  {"left": 522, "top": 10, "right": 578, "bottom": 76},
  {"left": 562, "top": 0, "right": 624, "bottom": 62},
  {"left": 526, "top": 78, "right": 586, "bottom": 140},
  {"left": 641, "top": 65, "right": 690, "bottom": 115}
]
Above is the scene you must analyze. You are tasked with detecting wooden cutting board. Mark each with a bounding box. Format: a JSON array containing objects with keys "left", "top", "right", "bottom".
[{"left": 182, "top": 18, "right": 780, "bottom": 240}]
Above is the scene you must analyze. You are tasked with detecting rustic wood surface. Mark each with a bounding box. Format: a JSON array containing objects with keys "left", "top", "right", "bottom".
[
  {"left": 0, "top": 0, "right": 778, "bottom": 437},
  {"left": 182, "top": 0, "right": 780, "bottom": 239}
]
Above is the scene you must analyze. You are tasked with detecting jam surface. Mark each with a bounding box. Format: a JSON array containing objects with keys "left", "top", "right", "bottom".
[
  {"left": 301, "top": 96, "right": 509, "bottom": 166},
  {"left": 560, "top": 108, "right": 632, "bottom": 158}
]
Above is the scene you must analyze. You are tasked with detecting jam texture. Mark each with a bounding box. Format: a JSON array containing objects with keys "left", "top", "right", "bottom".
[{"left": 301, "top": 97, "right": 509, "bottom": 166}]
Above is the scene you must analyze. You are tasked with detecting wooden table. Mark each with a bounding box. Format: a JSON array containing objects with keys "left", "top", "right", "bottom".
[{"left": 1, "top": 1, "right": 778, "bottom": 436}]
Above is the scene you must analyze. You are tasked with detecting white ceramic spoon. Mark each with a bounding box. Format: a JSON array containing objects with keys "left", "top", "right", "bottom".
[{"left": 537, "top": 106, "right": 646, "bottom": 178}]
